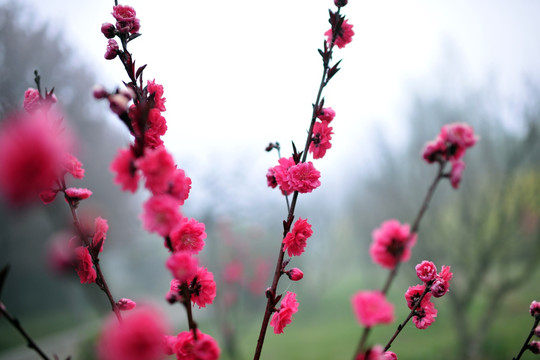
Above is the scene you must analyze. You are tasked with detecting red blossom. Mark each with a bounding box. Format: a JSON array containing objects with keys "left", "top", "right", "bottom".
[
  {"left": 530, "top": 300, "right": 540, "bottom": 317},
  {"left": 287, "top": 268, "right": 304, "bottom": 281},
  {"left": 110, "top": 147, "right": 140, "bottom": 193},
  {"left": 283, "top": 218, "right": 313, "bottom": 257},
  {"left": 137, "top": 146, "right": 176, "bottom": 194},
  {"left": 190, "top": 267, "right": 216, "bottom": 309},
  {"left": 116, "top": 298, "right": 136, "bottom": 311},
  {"left": 92, "top": 216, "right": 109, "bottom": 253},
  {"left": 65, "top": 187, "right": 92, "bottom": 201},
  {"left": 317, "top": 107, "right": 335, "bottom": 122},
  {"left": 23, "top": 88, "right": 41, "bottom": 113},
  {"left": 351, "top": 290, "right": 395, "bottom": 327},
  {"left": 286, "top": 161, "right": 321, "bottom": 193},
  {"left": 415, "top": 260, "right": 437, "bottom": 283},
  {"left": 170, "top": 330, "right": 220, "bottom": 360},
  {"left": 98, "top": 306, "right": 170, "bottom": 360},
  {"left": 325, "top": 19, "right": 355, "bottom": 49},
  {"left": 309, "top": 121, "right": 333, "bottom": 159},
  {"left": 270, "top": 291, "right": 299, "bottom": 334},
  {"left": 104, "top": 39, "right": 119, "bottom": 60},
  {"left": 271, "top": 157, "right": 296, "bottom": 195},
  {"left": 412, "top": 300, "right": 438, "bottom": 329},
  {"left": 169, "top": 217, "right": 206, "bottom": 254},
  {"left": 355, "top": 345, "right": 397, "bottom": 360},
  {"left": 369, "top": 219, "right": 417, "bottom": 269},
  {"left": 431, "top": 265, "right": 453, "bottom": 298},
  {"left": 63, "top": 153, "right": 85, "bottom": 179},
  {"left": 147, "top": 79, "right": 166, "bottom": 112},
  {"left": 141, "top": 194, "right": 182, "bottom": 237},
  {"left": 73, "top": 246, "right": 96, "bottom": 284},
  {"left": 166, "top": 251, "right": 198, "bottom": 283}
]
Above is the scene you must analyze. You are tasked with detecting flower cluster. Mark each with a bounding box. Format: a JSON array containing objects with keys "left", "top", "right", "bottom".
[
  {"left": 369, "top": 219, "right": 417, "bottom": 269},
  {"left": 97, "top": 4, "right": 219, "bottom": 357},
  {"left": 404, "top": 261, "right": 453, "bottom": 329},
  {"left": 270, "top": 292, "right": 299, "bottom": 334},
  {"left": 422, "top": 122, "right": 478, "bottom": 189},
  {"left": 266, "top": 157, "right": 321, "bottom": 195}
]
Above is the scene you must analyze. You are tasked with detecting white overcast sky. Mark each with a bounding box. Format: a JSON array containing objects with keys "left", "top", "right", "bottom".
[{"left": 7, "top": 0, "right": 540, "bottom": 209}]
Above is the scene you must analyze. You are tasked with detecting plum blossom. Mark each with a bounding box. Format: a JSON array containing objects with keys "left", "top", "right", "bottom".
[
  {"left": 73, "top": 246, "right": 96, "bottom": 284},
  {"left": 141, "top": 194, "right": 182, "bottom": 237},
  {"left": 189, "top": 267, "right": 216, "bottom": 309},
  {"left": 167, "top": 329, "right": 220, "bottom": 360},
  {"left": 63, "top": 153, "right": 85, "bottom": 179},
  {"left": 136, "top": 146, "right": 176, "bottom": 194},
  {"left": 415, "top": 260, "right": 437, "bottom": 283},
  {"left": 0, "top": 111, "right": 69, "bottom": 205},
  {"left": 166, "top": 251, "right": 198, "bottom": 283},
  {"left": 283, "top": 218, "right": 313, "bottom": 257},
  {"left": 110, "top": 147, "right": 140, "bottom": 193},
  {"left": 169, "top": 217, "right": 206, "bottom": 254},
  {"left": 412, "top": 300, "right": 438, "bottom": 329},
  {"left": 147, "top": 79, "right": 166, "bottom": 112},
  {"left": 317, "top": 107, "right": 335, "bottom": 122},
  {"left": 97, "top": 306, "right": 170, "bottom": 360},
  {"left": 116, "top": 298, "right": 136, "bottom": 311},
  {"left": 286, "top": 162, "right": 321, "bottom": 193},
  {"left": 355, "top": 345, "right": 397, "bottom": 360},
  {"left": 104, "top": 39, "right": 119, "bottom": 60},
  {"left": 93, "top": 216, "right": 109, "bottom": 253},
  {"left": 112, "top": 4, "right": 140, "bottom": 34},
  {"left": 270, "top": 291, "right": 299, "bottom": 334},
  {"left": 270, "top": 157, "right": 296, "bottom": 195},
  {"left": 351, "top": 290, "right": 394, "bottom": 327},
  {"left": 370, "top": 219, "right": 417, "bottom": 269},
  {"left": 325, "top": 19, "right": 354, "bottom": 49},
  {"left": 309, "top": 121, "right": 333, "bottom": 159},
  {"left": 431, "top": 265, "right": 453, "bottom": 298},
  {"left": 449, "top": 160, "right": 466, "bottom": 189},
  {"left": 23, "top": 88, "right": 41, "bottom": 113},
  {"left": 64, "top": 187, "right": 92, "bottom": 201}
]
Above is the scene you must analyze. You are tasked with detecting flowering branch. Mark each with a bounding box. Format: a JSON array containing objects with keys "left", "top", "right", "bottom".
[
  {"left": 254, "top": 2, "right": 353, "bottom": 359},
  {"left": 513, "top": 301, "right": 540, "bottom": 359}
]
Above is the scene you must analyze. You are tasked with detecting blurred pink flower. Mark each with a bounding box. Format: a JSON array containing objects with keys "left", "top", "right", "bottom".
[
  {"left": 141, "top": 194, "right": 182, "bottom": 237},
  {"left": 421, "top": 136, "right": 446, "bottom": 164},
  {"left": 170, "top": 330, "right": 220, "bottom": 360},
  {"left": 449, "top": 160, "right": 466, "bottom": 189},
  {"left": 110, "top": 147, "right": 140, "bottom": 193},
  {"left": 137, "top": 146, "right": 176, "bottom": 194},
  {"left": 369, "top": 219, "right": 416, "bottom": 269},
  {"left": 223, "top": 260, "right": 244, "bottom": 284},
  {"left": 93, "top": 216, "right": 109, "bottom": 253},
  {"left": 270, "top": 292, "right": 299, "bottom": 334},
  {"left": 104, "top": 39, "right": 119, "bottom": 60},
  {"left": 0, "top": 112, "right": 69, "bottom": 205},
  {"left": 63, "top": 153, "right": 85, "bottom": 179},
  {"left": 23, "top": 88, "right": 41, "bottom": 113},
  {"left": 73, "top": 246, "right": 96, "bottom": 284},
  {"left": 166, "top": 252, "right": 198, "bottom": 283},
  {"left": 169, "top": 168, "right": 191, "bottom": 205},
  {"left": 351, "top": 290, "right": 394, "bottom": 327},
  {"left": 147, "top": 79, "right": 166, "bottom": 112},
  {"left": 355, "top": 345, "right": 397, "bottom": 360},
  {"left": 97, "top": 306, "right": 169, "bottom": 360},
  {"left": 440, "top": 122, "right": 478, "bottom": 158},
  {"left": 283, "top": 218, "right": 313, "bottom": 257}
]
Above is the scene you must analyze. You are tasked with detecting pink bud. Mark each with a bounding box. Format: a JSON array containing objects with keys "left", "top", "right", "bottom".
[
  {"left": 334, "top": 0, "right": 348, "bottom": 7},
  {"left": 287, "top": 268, "right": 304, "bottom": 281},
  {"left": 530, "top": 341, "right": 540, "bottom": 354},
  {"left": 101, "top": 22, "right": 116, "bottom": 38},
  {"left": 415, "top": 260, "right": 437, "bottom": 283},
  {"left": 104, "top": 39, "right": 119, "bottom": 60},
  {"left": 530, "top": 300, "right": 540, "bottom": 317},
  {"left": 64, "top": 187, "right": 92, "bottom": 201},
  {"left": 93, "top": 85, "right": 109, "bottom": 99},
  {"left": 116, "top": 298, "right": 136, "bottom": 311},
  {"left": 108, "top": 93, "right": 130, "bottom": 115},
  {"left": 534, "top": 326, "right": 540, "bottom": 338}
]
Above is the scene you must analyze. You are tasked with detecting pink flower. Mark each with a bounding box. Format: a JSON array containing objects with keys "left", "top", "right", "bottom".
[
  {"left": 317, "top": 107, "right": 336, "bottom": 122},
  {"left": 104, "top": 39, "right": 119, "bottom": 60},
  {"left": 63, "top": 153, "right": 85, "bottom": 179},
  {"left": 168, "top": 168, "right": 192, "bottom": 205},
  {"left": 431, "top": 265, "right": 453, "bottom": 298},
  {"left": 73, "top": 246, "right": 96, "bottom": 284},
  {"left": 270, "top": 291, "right": 299, "bottom": 334},
  {"left": 369, "top": 219, "right": 417, "bottom": 269},
  {"left": 351, "top": 290, "right": 394, "bottom": 327},
  {"left": 0, "top": 112, "right": 68, "bottom": 205},
  {"left": 355, "top": 345, "right": 397, "bottom": 360},
  {"left": 112, "top": 5, "right": 140, "bottom": 34},
  {"left": 415, "top": 261, "right": 437, "bottom": 283},
  {"left": 404, "top": 284, "right": 431, "bottom": 310},
  {"left": 145, "top": 108, "right": 168, "bottom": 149},
  {"left": 449, "top": 160, "right": 466, "bottom": 189},
  {"left": 309, "top": 121, "right": 333, "bottom": 159},
  {"left": 170, "top": 330, "right": 220, "bottom": 360},
  {"left": 421, "top": 136, "right": 446, "bottom": 164},
  {"left": 412, "top": 300, "right": 438, "bottom": 329},
  {"left": 166, "top": 251, "right": 198, "bottom": 283},
  {"left": 169, "top": 218, "right": 206, "bottom": 254},
  {"left": 190, "top": 267, "right": 216, "bottom": 308},
  {"left": 141, "top": 194, "right": 182, "bottom": 237},
  {"left": 440, "top": 122, "right": 478, "bottom": 158},
  {"left": 65, "top": 187, "right": 92, "bottom": 201},
  {"left": 23, "top": 88, "right": 41, "bottom": 113},
  {"left": 93, "top": 217, "right": 109, "bottom": 253},
  {"left": 147, "top": 79, "right": 166, "bottom": 112},
  {"left": 272, "top": 157, "right": 296, "bottom": 195},
  {"left": 325, "top": 19, "right": 355, "bottom": 49},
  {"left": 165, "top": 279, "right": 182, "bottom": 304},
  {"left": 283, "top": 218, "right": 313, "bottom": 257},
  {"left": 116, "top": 298, "right": 136, "bottom": 311},
  {"left": 110, "top": 147, "right": 140, "bottom": 193},
  {"left": 286, "top": 161, "right": 321, "bottom": 193},
  {"left": 266, "top": 168, "right": 278, "bottom": 189},
  {"left": 530, "top": 300, "right": 540, "bottom": 317},
  {"left": 39, "top": 189, "right": 59, "bottom": 205},
  {"left": 287, "top": 268, "right": 304, "bottom": 281},
  {"left": 97, "top": 306, "right": 170, "bottom": 360},
  {"left": 136, "top": 147, "right": 176, "bottom": 194}
]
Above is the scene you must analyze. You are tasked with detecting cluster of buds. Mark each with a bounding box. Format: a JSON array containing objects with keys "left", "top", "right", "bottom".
[
  {"left": 422, "top": 122, "right": 479, "bottom": 189},
  {"left": 403, "top": 261, "right": 453, "bottom": 330},
  {"left": 101, "top": 5, "right": 141, "bottom": 60},
  {"left": 527, "top": 301, "right": 540, "bottom": 354}
]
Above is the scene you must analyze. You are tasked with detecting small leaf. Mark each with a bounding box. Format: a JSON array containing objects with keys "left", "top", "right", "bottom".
[
  {"left": 136, "top": 64, "right": 147, "bottom": 80},
  {"left": 127, "top": 33, "right": 142, "bottom": 43}
]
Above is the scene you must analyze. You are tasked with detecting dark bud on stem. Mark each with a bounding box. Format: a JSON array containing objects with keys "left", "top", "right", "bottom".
[{"left": 334, "top": 0, "right": 348, "bottom": 7}]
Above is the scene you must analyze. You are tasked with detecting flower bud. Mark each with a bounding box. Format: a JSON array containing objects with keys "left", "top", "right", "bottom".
[
  {"left": 287, "top": 268, "right": 304, "bottom": 281},
  {"left": 104, "top": 39, "right": 119, "bottom": 60},
  {"left": 534, "top": 326, "right": 540, "bottom": 338},
  {"left": 415, "top": 260, "right": 437, "bottom": 283},
  {"left": 334, "top": 0, "right": 348, "bottom": 7},
  {"left": 108, "top": 93, "right": 130, "bottom": 115},
  {"left": 116, "top": 298, "right": 136, "bottom": 311},
  {"left": 530, "top": 300, "right": 540, "bottom": 317},
  {"left": 92, "top": 85, "right": 109, "bottom": 99},
  {"left": 101, "top": 22, "right": 116, "bottom": 39},
  {"left": 529, "top": 340, "right": 540, "bottom": 354},
  {"left": 430, "top": 278, "right": 449, "bottom": 298}
]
